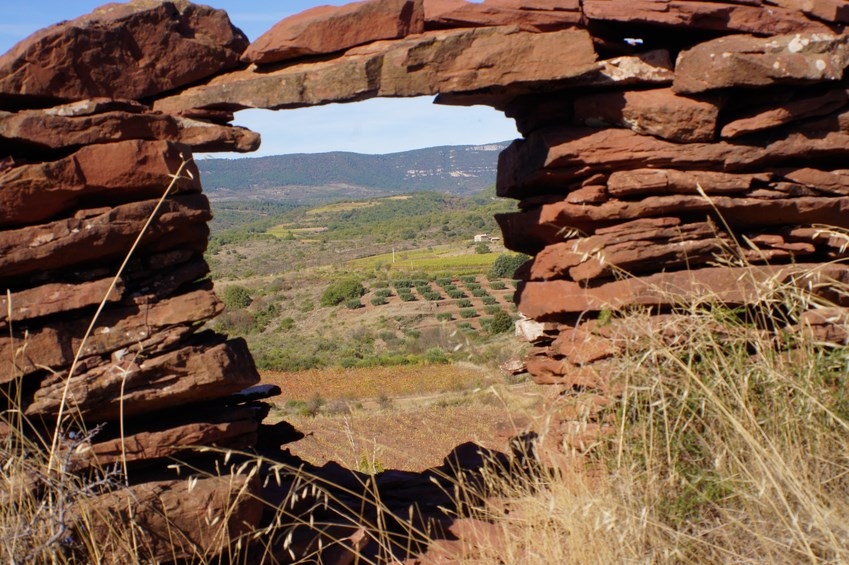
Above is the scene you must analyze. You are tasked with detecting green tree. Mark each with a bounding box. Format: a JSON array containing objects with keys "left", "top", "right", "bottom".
[
  {"left": 488, "top": 253, "right": 531, "bottom": 279},
  {"left": 321, "top": 278, "right": 365, "bottom": 307}
]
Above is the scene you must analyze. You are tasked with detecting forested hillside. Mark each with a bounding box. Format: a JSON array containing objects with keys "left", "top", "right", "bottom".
[{"left": 196, "top": 142, "right": 509, "bottom": 200}]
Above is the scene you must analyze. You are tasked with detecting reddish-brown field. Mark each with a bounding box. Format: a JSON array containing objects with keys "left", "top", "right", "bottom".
[{"left": 260, "top": 365, "right": 541, "bottom": 471}]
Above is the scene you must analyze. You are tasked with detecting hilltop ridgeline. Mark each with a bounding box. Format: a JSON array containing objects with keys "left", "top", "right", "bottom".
[
  {"left": 2, "top": 0, "right": 849, "bottom": 561},
  {"left": 198, "top": 142, "right": 508, "bottom": 197}
]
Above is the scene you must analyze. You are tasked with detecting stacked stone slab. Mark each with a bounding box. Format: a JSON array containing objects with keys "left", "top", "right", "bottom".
[
  {"left": 0, "top": 1, "right": 267, "bottom": 560},
  {"left": 6, "top": 0, "right": 849, "bottom": 559}
]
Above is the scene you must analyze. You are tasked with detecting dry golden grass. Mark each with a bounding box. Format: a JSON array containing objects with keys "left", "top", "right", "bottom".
[{"left": 261, "top": 363, "right": 489, "bottom": 402}]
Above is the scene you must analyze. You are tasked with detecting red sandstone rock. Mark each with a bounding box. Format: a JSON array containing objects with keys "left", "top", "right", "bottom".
[
  {"left": 573, "top": 87, "right": 720, "bottom": 142},
  {"left": 552, "top": 327, "right": 617, "bottom": 365},
  {"left": 566, "top": 184, "right": 607, "bottom": 204},
  {"left": 529, "top": 220, "right": 730, "bottom": 281},
  {"left": 0, "top": 0, "right": 249, "bottom": 104},
  {"left": 28, "top": 338, "right": 259, "bottom": 420},
  {"left": 156, "top": 27, "right": 597, "bottom": 112},
  {"left": 497, "top": 194, "right": 849, "bottom": 253},
  {"left": 437, "top": 49, "right": 674, "bottom": 111},
  {"left": 674, "top": 33, "right": 849, "bottom": 94},
  {"left": 606, "top": 169, "right": 768, "bottom": 197},
  {"left": 77, "top": 474, "right": 263, "bottom": 563},
  {"left": 486, "top": 0, "right": 580, "bottom": 9},
  {"left": 243, "top": 0, "right": 424, "bottom": 65},
  {"left": 0, "top": 104, "right": 260, "bottom": 153},
  {"left": 0, "top": 277, "right": 123, "bottom": 327},
  {"left": 497, "top": 126, "right": 849, "bottom": 197},
  {"left": 797, "top": 307, "right": 849, "bottom": 344},
  {"left": 583, "top": 0, "right": 833, "bottom": 34},
  {"left": 0, "top": 140, "right": 201, "bottom": 228},
  {"left": 517, "top": 264, "right": 849, "bottom": 320},
  {"left": 0, "top": 285, "right": 222, "bottom": 382},
  {"left": 78, "top": 419, "right": 260, "bottom": 469},
  {"left": 767, "top": 0, "right": 849, "bottom": 23},
  {"left": 0, "top": 194, "right": 211, "bottom": 280},
  {"left": 337, "top": 25, "right": 599, "bottom": 97},
  {"left": 424, "top": 0, "right": 580, "bottom": 32},
  {"left": 780, "top": 167, "right": 849, "bottom": 195},
  {"left": 721, "top": 88, "right": 848, "bottom": 138}
]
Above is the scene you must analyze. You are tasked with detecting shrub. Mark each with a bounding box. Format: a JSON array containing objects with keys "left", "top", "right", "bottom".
[
  {"left": 443, "top": 284, "right": 458, "bottom": 292},
  {"left": 278, "top": 317, "right": 295, "bottom": 331},
  {"left": 253, "top": 302, "right": 279, "bottom": 331},
  {"left": 423, "top": 292, "right": 442, "bottom": 301},
  {"left": 393, "top": 279, "right": 414, "bottom": 289},
  {"left": 457, "top": 299, "right": 473, "bottom": 308},
  {"left": 448, "top": 290, "right": 466, "bottom": 299},
  {"left": 214, "top": 309, "right": 257, "bottom": 335},
  {"left": 489, "top": 280, "right": 507, "bottom": 290},
  {"left": 345, "top": 298, "right": 363, "bottom": 309},
  {"left": 487, "top": 309, "right": 514, "bottom": 334},
  {"left": 459, "top": 308, "right": 478, "bottom": 319},
  {"left": 465, "top": 282, "right": 482, "bottom": 291},
  {"left": 488, "top": 253, "right": 531, "bottom": 279},
  {"left": 424, "top": 347, "right": 449, "bottom": 364},
  {"left": 472, "top": 288, "right": 489, "bottom": 298},
  {"left": 484, "top": 304, "right": 503, "bottom": 315},
  {"left": 475, "top": 242, "right": 491, "bottom": 254},
  {"left": 436, "top": 312, "right": 453, "bottom": 321},
  {"left": 374, "top": 288, "right": 393, "bottom": 298},
  {"left": 321, "top": 278, "right": 365, "bottom": 307},
  {"left": 481, "top": 295, "right": 498, "bottom": 305},
  {"left": 460, "top": 275, "right": 477, "bottom": 283},
  {"left": 400, "top": 293, "right": 417, "bottom": 302},
  {"left": 371, "top": 296, "right": 387, "bottom": 306},
  {"left": 436, "top": 277, "right": 452, "bottom": 287},
  {"left": 221, "top": 285, "right": 252, "bottom": 309}
]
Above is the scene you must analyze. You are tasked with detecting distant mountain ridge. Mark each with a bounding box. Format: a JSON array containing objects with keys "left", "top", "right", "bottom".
[{"left": 196, "top": 142, "right": 510, "bottom": 202}]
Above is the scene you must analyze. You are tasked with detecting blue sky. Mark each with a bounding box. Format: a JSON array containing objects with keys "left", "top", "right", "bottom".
[{"left": 1, "top": 0, "right": 518, "bottom": 156}]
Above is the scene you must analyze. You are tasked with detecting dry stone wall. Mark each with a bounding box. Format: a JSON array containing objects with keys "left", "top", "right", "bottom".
[
  {"left": 3, "top": 0, "right": 849, "bottom": 559},
  {"left": 0, "top": 2, "right": 268, "bottom": 559}
]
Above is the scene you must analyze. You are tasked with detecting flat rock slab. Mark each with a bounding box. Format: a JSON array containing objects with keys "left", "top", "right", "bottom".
[
  {"left": 0, "top": 193, "right": 211, "bottom": 280},
  {"left": 0, "top": 0, "right": 248, "bottom": 105},
  {"left": 497, "top": 193, "right": 849, "bottom": 253},
  {"left": 573, "top": 87, "right": 719, "bottom": 142},
  {"left": 517, "top": 263, "right": 849, "bottom": 320},
  {"left": 0, "top": 285, "right": 222, "bottom": 382},
  {"left": 583, "top": 0, "right": 833, "bottom": 35},
  {"left": 0, "top": 277, "right": 123, "bottom": 327},
  {"left": 674, "top": 32, "right": 849, "bottom": 94},
  {"left": 424, "top": 0, "right": 581, "bottom": 32},
  {"left": 437, "top": 49, "right": 674, "bottom": 111},
  {"left": 0, "top": 139, "right": 200, "bottom": 229},
  {"left": 720, "top": 88, "right": 849, "bottom": 138},
  {"left": 497, "top": 126, "right": 849, "bottom": 196},
  {"left": 244, "top": 0, "right": 424, "bottom": 65},
  {"left": 606, "top": 168, "right": 769, "bottom": 197},
  {"left": 76, "top": 474, "right": 263, "bottom": 563},
  {"left": 2, "top": 104, "right": 259, "bottom": 153},
  {"left": 28, "top": 337, "right": 259, "bottom": 421},
  {"left": 768, "top": 0, "right": 849, "bottom": 24},
  {"left": 155, "top": 27, "right": 597, "bottom": 112}
]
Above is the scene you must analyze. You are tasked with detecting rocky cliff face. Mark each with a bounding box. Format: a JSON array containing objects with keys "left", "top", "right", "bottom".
[{"left": 3, "top": 0, "right": 848, "bottom": 560}]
